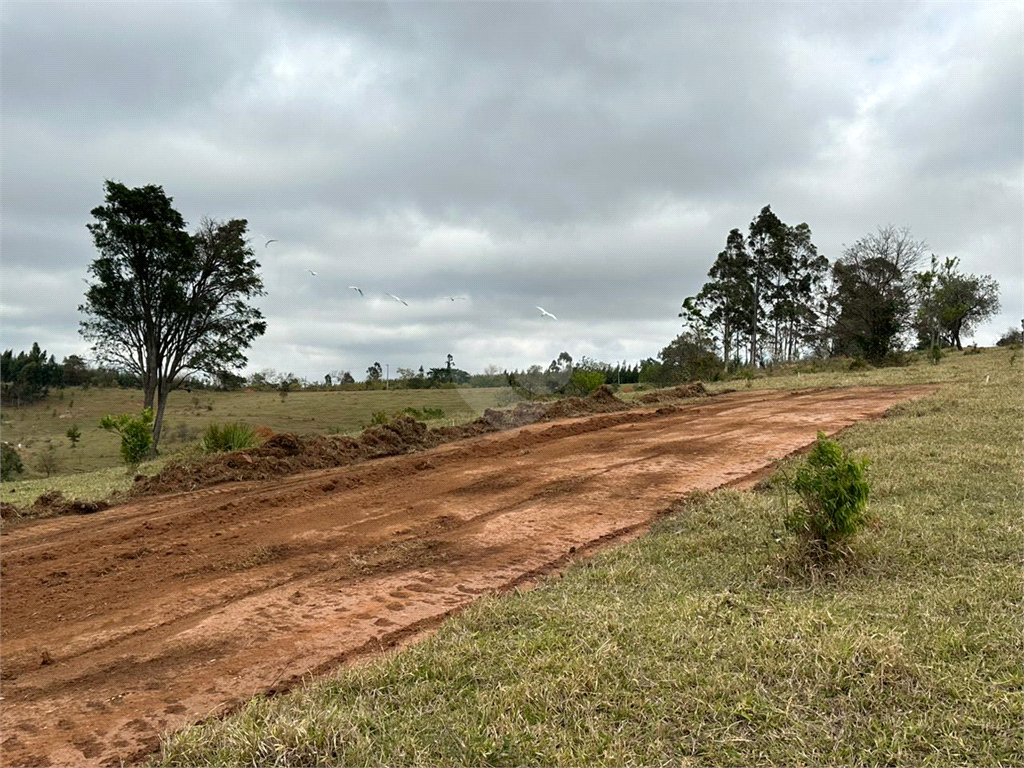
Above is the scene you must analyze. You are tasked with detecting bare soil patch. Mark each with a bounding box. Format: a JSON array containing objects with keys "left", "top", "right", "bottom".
[{"left": 0, "top": 385, "right": 933, "bottom": 767}]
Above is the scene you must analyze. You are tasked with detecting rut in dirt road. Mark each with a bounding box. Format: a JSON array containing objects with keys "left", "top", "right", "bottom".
[{"left": 0, "top": 385, "right": 935, "bottom": 768}]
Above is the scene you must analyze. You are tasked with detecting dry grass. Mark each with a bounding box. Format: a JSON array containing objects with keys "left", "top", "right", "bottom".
[{"left": 154, "top": 346, "right": 1022, "bottom": 767}]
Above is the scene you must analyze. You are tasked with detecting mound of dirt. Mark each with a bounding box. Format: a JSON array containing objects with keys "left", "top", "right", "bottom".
[
  {"left": 0, "top": 491, "right": 110, "bottom": 523},
  {"left": 636, "top": 382, "right": 708, "bottom": 404},
  {"left": 478, "top": 402, "right": 548, "bottom": 430},
  {"left": 133, "top": 388, "right": 637, "bottom": 498},
  {"left": 540, "top": 385, "right": 630, "bottom": 420}
]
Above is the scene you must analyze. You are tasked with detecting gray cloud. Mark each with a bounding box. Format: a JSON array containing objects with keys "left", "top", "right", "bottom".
[{"left": 2, "top": 0, "right": 1020, "bottom": 380}]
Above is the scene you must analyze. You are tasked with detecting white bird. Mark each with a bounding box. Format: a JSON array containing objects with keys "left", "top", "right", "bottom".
[
  {"left": 307, "top": 269, "right": 318, "bottom": 276},
  {"left": 386, "top": 293, "right": 409, "bottom": 306},
  {"left": 265, "top": 239, "right": 278, "bottom": 248},
  {"left": 536, "top": 306, "right": 557, "bottom": 320},
  {"left": 348, "top": 286, "right": 364, "bottom": 296},
  {"left": 444, "top": 296, "right": 467, "bottom": 301}
]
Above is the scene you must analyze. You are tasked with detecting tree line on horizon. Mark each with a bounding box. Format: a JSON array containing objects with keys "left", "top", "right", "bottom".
[{"left": 679, "top": 205, "right": 1004, "bottom": 370}]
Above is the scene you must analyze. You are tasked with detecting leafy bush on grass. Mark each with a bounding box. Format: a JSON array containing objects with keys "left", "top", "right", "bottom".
[
  {"left": 403, "top": 407, "right": 446, "bottom": 421},
  {"left": 201, "top": 422, "right": 261, "bottom": 454},
  {"left": 784, "top": 432, "right": 871, "bottom": 557},
  {"left": 1, "top": 442, "right": 24, "bottom": 480},
  {"left": 369, "top": 410, "right": 390, "bottom": 426},
  {"left": 99, "top": 408, "right": 154, "bottom": 471},
  {"left": 66, "top": 424, "right": 82, "bottom": 448},
  {"left": 567, "top": 370, "right": 605, "bottom": 396}
]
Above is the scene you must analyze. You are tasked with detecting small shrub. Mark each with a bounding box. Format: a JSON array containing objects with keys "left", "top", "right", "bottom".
[
  {"left": 35, "top": 446, "right": 60, "bottom": 477},
  {"left": 66, "top": 424, "right": 82, "bottom": 448},
  {"left": 848, "top": 357, "right": 871, "bottom": 371},
  {"left": 100, "top": 408, "right": 154, "bottom": 470},
  {"left": 370, "top": 410, "right": 390, "bottom": 426},
  {"left": 783, "top": 432, "right": 871, "bottom": 558},
  {"left": 568, "top": 370, "right": 606, "bottom": 396},
  {"left": 1, "top": 443, "right": 24, "bottom": 481},
  {"left": 202, "top": 423, "right": 261, "bottom": 454},
  {"left": 171, "top": 422, "right": 201, "bottom": 444}
]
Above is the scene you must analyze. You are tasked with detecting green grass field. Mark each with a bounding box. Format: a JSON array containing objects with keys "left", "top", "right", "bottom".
[
  {"left": 151, "top": 346, "right": 1022, "bottom": 767},
  {"left": 1, "top": 385, "right": 508, "bottom": 505}
]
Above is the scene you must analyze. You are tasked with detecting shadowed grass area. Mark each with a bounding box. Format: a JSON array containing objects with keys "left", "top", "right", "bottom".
[{"left": 154, "top": 347, "right": 1022, "bottom": 767}]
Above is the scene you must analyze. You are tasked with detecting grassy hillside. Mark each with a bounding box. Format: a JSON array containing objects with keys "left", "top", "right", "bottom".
[{"left": 154, "top": 346, "right": 1023, "bottom": 767}]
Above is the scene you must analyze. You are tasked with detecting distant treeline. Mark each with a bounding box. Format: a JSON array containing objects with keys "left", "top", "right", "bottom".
[{"left": 1, "top": 345, "right": 144, "bottom": 404}]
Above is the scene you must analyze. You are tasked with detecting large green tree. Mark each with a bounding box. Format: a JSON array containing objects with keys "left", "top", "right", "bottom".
[
  {"left": 831, "top": 225, "right": 925, "bottom": 363},
  {"left": 682, "top": 206, "right": 827, "bottom": 367},
  {"left": 80, "top": 181, "right": 266, "bottom": 450},
  {"left": 915, "top": 256, "right": 1000, "bottom": 351}
]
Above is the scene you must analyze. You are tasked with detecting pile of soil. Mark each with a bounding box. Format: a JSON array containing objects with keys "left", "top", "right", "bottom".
[
  {"left": 636, "top": 382, "right": 708, "bottom": 404},
  {"left": 1, "top": 491, "right": 109, "bottom": 523},
  {"left": 541, "top": 384, "right": 630, "bottom": 420},
  {"left": 132, "top": 384, "right": 688, "bottom": 498}
]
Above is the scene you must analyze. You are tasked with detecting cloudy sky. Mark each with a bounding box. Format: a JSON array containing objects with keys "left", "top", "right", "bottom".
[{"left": 2, "top": 0, "right": 1021, "bottom": 381}]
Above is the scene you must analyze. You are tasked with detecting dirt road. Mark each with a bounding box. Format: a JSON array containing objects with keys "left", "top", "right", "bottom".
[{"left": 0, "top": 385, "right": 933, "bottom": 767}]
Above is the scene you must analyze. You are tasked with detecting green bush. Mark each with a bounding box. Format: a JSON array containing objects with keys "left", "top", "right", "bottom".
[
  {"left": 370, "top": 410, "right": 390, "bottom": 426},
  {"left": 402, "top": 407, "right": 446, "bottom": 421},
  {"left": 202, "top": 422, "right": 261, "bottom": 454},
  {"left": 1, "top": 442, "right": 24, "bottom": 481},
  {"left": 99, "top": 408, "right": 154, "bottom": 470},
  {"left": 784, "top": 432, "right": 871, "bottom": 556},
  {"left": 66, "top": 424, "right": 82, "bottom": 448},
  {"left": 568, "top": 370, "right": 606, "bottom": 396}
]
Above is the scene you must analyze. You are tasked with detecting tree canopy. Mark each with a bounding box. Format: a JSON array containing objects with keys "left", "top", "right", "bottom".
[
  {"left": 830, "top": 225, "right": 925, "bottom": 363},
  {"left": 80, "top": 180, "right": 266, "bottom": 449},
  {"left": 682, "top": 205, "right": 828, "bottom": 367}
]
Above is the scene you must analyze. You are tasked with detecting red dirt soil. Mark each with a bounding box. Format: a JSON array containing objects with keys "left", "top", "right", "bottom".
[{"left": 0, "top": 385, "right": 934, "bottom": 767}]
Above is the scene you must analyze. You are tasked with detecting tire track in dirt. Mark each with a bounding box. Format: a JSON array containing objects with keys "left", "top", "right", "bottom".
[{"left": 0, "top": 385, "right": 934, "bottom": 767}]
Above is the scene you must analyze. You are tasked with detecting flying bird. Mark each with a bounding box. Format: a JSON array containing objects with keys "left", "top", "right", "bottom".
[
  {"left": 444, "top": 296, "right": 467, "bottom": 301},
  {"left": 307, "top": 269, "right": 318, "bottom": 276},
  {"left": 265, "top": 239, "right": 278, "bottom": 248},
  {"left": 536, "top": 306, "right": 557, "bottom": 320},
  {"left": 348, "top": 286, "right": 364, "bottom": 296},
  {"left": 386, "top": 293, "right": 409, "bottom": 306}
]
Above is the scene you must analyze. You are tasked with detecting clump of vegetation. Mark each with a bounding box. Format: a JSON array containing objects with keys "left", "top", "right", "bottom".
[
  {"left": 402, "top": 407, "right": 446, "bottom": 421},
  {"left": 201, "top": 423, "right": 261, "bottom": 454},
  {"left": 995, "top": 326, "right": 1022, "bottom": 348},
  {"left": 1, "top": 442, "right": 24, "bottom": 480},
  {"left": 66, "top": 424, "right": 82, "bottom": 448},
  {"left": 99, "top": 408, "right": 154, "bottom": 471},
  {"left": 35, "top": 445, "right": 61, "bottom": 478},
  {"left": 963, "top": 344, "right": 982, "bottom": 356},
  {"left": 783, "top": 432, "right": 871, "bottom": 558},
  {"left": 369, "top": 410, "right": 390, "bottom": 426},
  {"left": 567, "top": 370, "right": 606, "bottom": 396},
  {"left": 171, "top": 422, "right": 201, "bottom": 444}
]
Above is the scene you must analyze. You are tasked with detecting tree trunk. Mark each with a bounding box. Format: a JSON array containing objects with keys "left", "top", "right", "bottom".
[
  {"left": 143, "top": 374, "right": 157, "bottom": 411},
  {"left": 152, "top": 388, "right": 170, "bottom": 454}
]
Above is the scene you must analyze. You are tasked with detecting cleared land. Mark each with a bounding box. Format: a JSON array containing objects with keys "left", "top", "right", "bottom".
[{"left": 0, "top": 384, "right": 934, "bottom": 767}]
